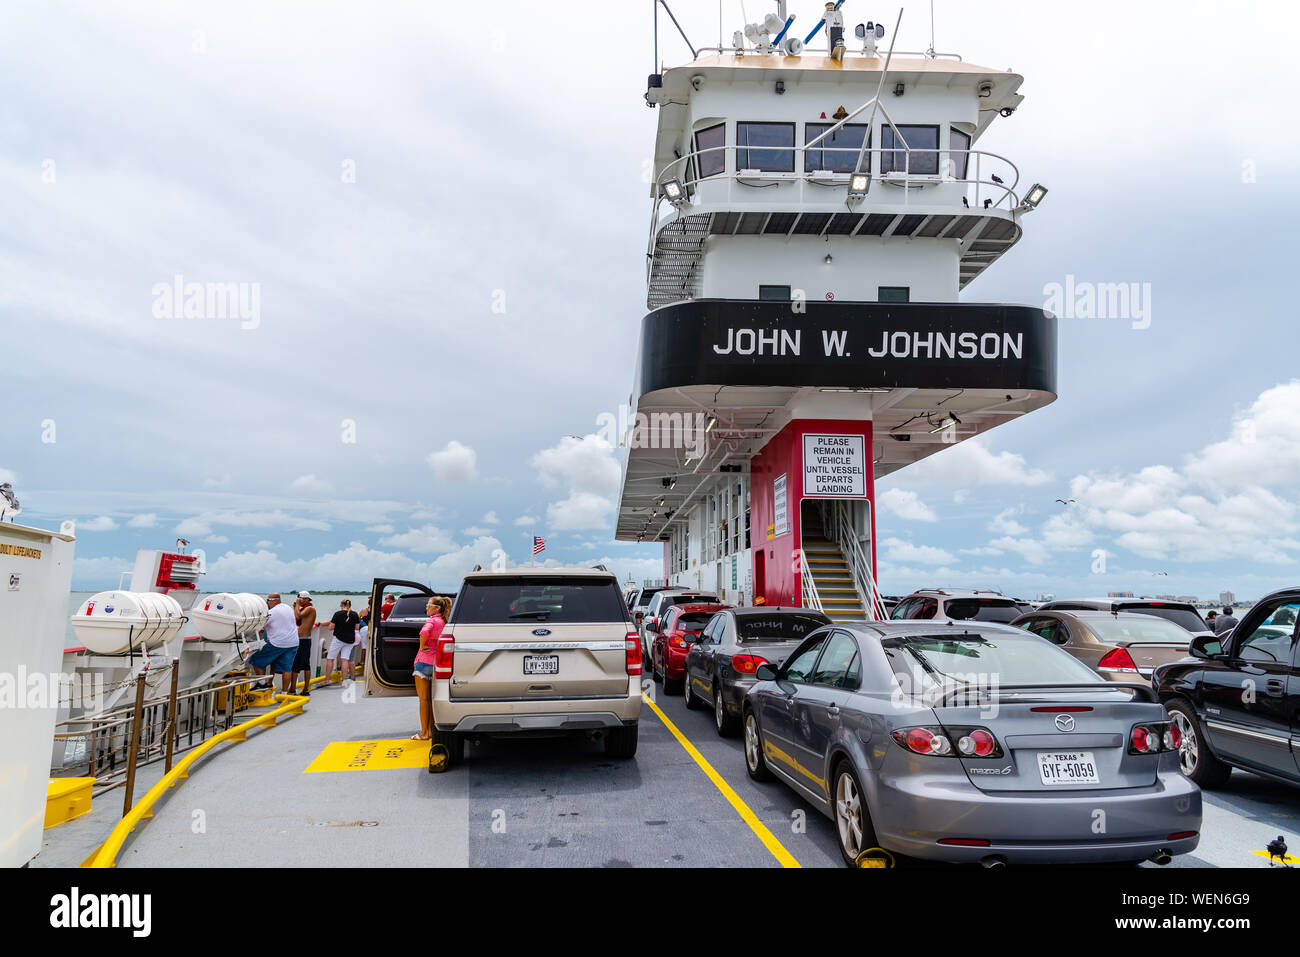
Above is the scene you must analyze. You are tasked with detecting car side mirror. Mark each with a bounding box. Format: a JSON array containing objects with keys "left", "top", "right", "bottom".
[
  {"left": 755, "top": 663, "right": 777, "bottom": 681},
  {"left": 1189, "top": 633, "right": 1223, "bottom": 659},
  {"left": 647, "top": 618, "right": 659, "bottom": 633}
]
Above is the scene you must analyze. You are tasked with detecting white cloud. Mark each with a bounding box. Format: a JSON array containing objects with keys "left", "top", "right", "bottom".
[
  {"left": 1185, "top": 381, "right": 1300, "bottom": 489},
  {"left": 881, "top": 537, "right": 955, "bottom": 566},
  {"left": 207, "top": 542, "right": 442, "bottom": 590},
  {"left": 514, "top": 514, "right": 538, "bottom": 526},
  {"left": 429, "top": 536, "right": 504, "bottom": 584},
  {"left": 953, "top": 490, "right": 969, "bottom": 505},
  {"left": 990, "top": 536, "right": 1052, "bottom": 565},
  {"left": 366, "top": 523, "right": 395, "bottom": 534},
  {"left": 254, "top": 540, "right": 275, "bottom": 549},
  {"left": 461, "top": 525, "right": 493, "bottom": 536},
  {"left": 289, "top": 473, "right": 332, "bottom": 494},
  {"left": 481, "top": 511, "right": 499, "bottom": 525},
  {"left": 207, "top": 534, "right": 230, "bottom": 544},
  {"left": 876, "top": 488, "right": 938, "bottom": 522},
  {"left": 175, "top": 517, "right": 213, "bottom": 536},
  {"left": 900, "top": 439, "right": 1052, "bottom": 487},
  {"left": 202, "top": 474, "right": 232, "bottom": 489},
  {"left": 532, "top": 435, "right": 622, "bottom": 531},
  {"left": 379, "top": 524, "right": 458, "bottom": 554},
  {"left": 988, "top": 507, "right": 1028, "bottom": 536},
  {"left": 174, "top": 509, "right": 330, "bottom": 536},
  {"left": 126, "top": 513, "right": 158, "bottom": 528},
  {"left": 426, "top": 440, "right": 478, "bottom": 483},
  {"left": 81, "top": 515, "right": 119, "bottom": 532}
]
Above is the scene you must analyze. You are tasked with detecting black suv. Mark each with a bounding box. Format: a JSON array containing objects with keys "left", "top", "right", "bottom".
[{"left": 1154, "top": 587, "right": 1300, "bottom": 788}]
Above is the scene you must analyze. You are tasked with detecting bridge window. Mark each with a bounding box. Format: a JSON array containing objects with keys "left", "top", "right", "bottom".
[
  {"left": 879, "top": 286, "right": 910, "bottom": 303},
  {"left": 880, "top": 124, "right": 939, "bottom": 175},
  {"left": 759, "top": 285, "right": 791, "bottom": 301},
  {"left": 949, "top": 127, "right": 972, "bottom": 179},
  {"left": 805, "top": 123, "right": 870, "bottom": 173},
  {"left": 737, "top": 122, "right": 795, "bottom": 172},
  {"left": 695, "top": 123, "right": 726, "bottom": 179}
]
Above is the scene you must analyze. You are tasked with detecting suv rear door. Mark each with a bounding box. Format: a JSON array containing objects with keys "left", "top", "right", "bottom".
[
  {"left": 364, "top": 578, "right": 433, "bottom": 697},
  {"left": 448, "top": 575, "right": 633, "bottom": 700}
]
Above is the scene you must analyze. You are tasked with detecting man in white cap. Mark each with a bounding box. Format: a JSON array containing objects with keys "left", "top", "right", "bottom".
[{"left": 291, "top": 591, "right": 317, "bottom": 695}]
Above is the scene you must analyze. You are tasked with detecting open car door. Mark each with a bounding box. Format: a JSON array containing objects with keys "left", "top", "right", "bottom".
[{"left": 364, "top": 578, "right": 434, "bottom": 698}]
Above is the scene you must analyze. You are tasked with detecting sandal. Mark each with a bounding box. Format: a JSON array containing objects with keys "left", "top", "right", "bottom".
[{"left": 410, "top": 733, "right": 431, "bottom": 741}]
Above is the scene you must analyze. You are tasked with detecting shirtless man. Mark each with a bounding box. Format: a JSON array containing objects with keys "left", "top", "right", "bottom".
[{"left": 291, "top": 591, "right": 317, "bottom": 695}]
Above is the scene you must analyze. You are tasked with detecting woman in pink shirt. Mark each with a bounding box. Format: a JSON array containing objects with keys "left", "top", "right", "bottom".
[{"left": 412, "top": 596, "right": 452, "bottom": 740}]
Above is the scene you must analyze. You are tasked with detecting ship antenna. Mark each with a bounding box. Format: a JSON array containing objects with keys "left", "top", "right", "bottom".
[{"left": 928, "top": 0, "right": 936, "bottom": 58}]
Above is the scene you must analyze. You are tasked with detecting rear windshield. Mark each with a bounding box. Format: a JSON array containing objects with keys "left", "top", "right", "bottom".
[
  {"left": 391, "top": 595, "right": 433, "bottom": 618},
  {"left": 1117, "top": 605, "right": 1206, "bottom": 633},
  {"left": 662, "top": 594, "right": 716, "bottom": 608},
  {"left": 1087, "top": 616, "right": 1192, "bottom": 645},
  {"left": 943, "top": 599, "right": 1022, "bottom": 623},
  {"left": 634, "top": 588, "right": 665, "bottom": 608},
  {"left": 454, "top": 578, "right": 628, "bottom": 624},
  {"left": 675, "top": 613, "right": 716, "bottom": 630},
  {"left": 736, "top": 614, "right": 828, "bottom": 642},
  {"left": 885, "top": 634, "right": 1100, "bottom": 688}
]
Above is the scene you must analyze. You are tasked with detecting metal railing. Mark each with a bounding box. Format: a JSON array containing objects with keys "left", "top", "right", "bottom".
[
  {"left": 648, "top": 141, "right": 1021, "bottom": 269},
  {"left": 828, "top": 500, "right": 888, "bottom": 621},
  {"left": 52, "top": 666, "right": 271, "bottom": 807},
  {"left": 800, "top": 552, "right": 824, "bottom": 613},
  {"left": 688, "top": 45, "right": 963, "bottom": 62}
]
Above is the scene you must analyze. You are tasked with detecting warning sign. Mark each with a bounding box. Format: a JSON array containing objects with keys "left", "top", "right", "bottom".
[
  {"left": 305, "top": 738, "right": 431, "bottom": 773},
  {"left": 803, "top": 434, "right": 866, "bottom": 498}
]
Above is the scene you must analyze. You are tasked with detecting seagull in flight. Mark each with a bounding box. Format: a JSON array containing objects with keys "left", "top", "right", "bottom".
[
  {"left": 0, "top": 483, "right": 19, "bottom": 522},
  {"left": 1055, "top": 498, "right": 1075, "bottom": 505}
]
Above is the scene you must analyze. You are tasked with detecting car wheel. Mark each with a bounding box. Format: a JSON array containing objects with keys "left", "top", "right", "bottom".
[
  {"left": 833, "top": 761, "right": 879, "bottom": 868},
  {"left": 429, "top": 729, "right": 464, "bottom": 771},
  {"left": 605, "top": 724, "right": 638, "bottom": 759},
  {"left": 662, "top": 661, "right": 681, "bottom": 695},
  {"left": 1164, "top": 697, "right": 1231, "bottom": 788},
  {"left": 714, "top": 685, "right": 739, "bottom": 737},
  {"left": 744, "top": 709, "right": 772, "bottom": 781},
  {"left": 683, "top": 671, "right": 701, "bottom": 710},
  {"left": 651, "top": 647, "right": 662, "bottom": 684}
]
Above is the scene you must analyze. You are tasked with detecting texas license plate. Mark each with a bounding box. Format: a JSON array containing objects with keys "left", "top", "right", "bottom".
[
  {"left": 523, "top": 654, "right": 559, "bottom": 676},
  {"left": 1037, "top": 751, "right": 1099, "bottom": 786}
]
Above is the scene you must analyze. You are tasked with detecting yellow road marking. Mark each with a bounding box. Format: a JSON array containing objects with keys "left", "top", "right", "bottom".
[
  {"left": 1250, "top": 848, "right": 1299, "bottom": 865},
  {"left": 641, "top": 693, "right": 801, "bottom": 868},
  {"left": 305, "top": 738, "right": 431, "bottom": 773}
]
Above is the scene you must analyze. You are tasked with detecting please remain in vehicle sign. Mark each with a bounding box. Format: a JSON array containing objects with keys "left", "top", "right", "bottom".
[{"left": 803, "top": 434, "right": 866, "bottom": 497}]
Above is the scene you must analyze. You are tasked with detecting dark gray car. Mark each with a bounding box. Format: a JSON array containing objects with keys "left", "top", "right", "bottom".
[
  {"left": 742, "top": 620, "right": 1202, "bottom": 867},
  {"left": 683, "top": 608, "right": 831, "bottom": 737}
]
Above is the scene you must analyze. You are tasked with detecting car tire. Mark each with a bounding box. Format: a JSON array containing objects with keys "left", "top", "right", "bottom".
[
  {"left": 832, "top": 760, "right": 879, "bottom": 868},
  {"left": 662, "top": 663, "right": 681, "bottom": 695},
  {"left": 683, "top": 671, "right": 701, "bottom": 710},
  {"left": 714, "top": 684, "right": 739, "bottom": 737},
  {"left": 605, "top": 724, "right": 638, "bottom": 759},
  {"left": 651, "top": 647, "right": 662, "bottom": 684},
  {"left": 1164, "top": 697, "right": 1231, "bottom": 788},
  {"left": 430, "top": 729, "right": 464, "bottom": 769},
  {"left": 743, "top": 709, "right": 772, "bottom": 782}
]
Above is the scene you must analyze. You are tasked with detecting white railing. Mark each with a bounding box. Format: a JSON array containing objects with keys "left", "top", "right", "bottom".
[
  {"left": 648, "top": 141, "right": 1021, "bottom": 270},
  {"left": 829, "top": 501, "right": 888, "bottom": 621},
  {"left": 689, "top": 45, "right": 963, "bottom": 62},
  {"left": 800, "top": 552, "right": 824, "bottom": 613}
]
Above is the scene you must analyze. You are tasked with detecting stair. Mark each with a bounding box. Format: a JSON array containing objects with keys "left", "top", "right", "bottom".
[{"left": 801, "top": 519, "right": 870, "bottom": 623}]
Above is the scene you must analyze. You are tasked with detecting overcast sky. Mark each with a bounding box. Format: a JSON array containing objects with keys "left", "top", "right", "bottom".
[{"left": 3, "top": 1, "right": 1298, "bottom": 601}]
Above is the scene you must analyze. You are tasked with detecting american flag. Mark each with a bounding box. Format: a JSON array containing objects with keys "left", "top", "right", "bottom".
[{"left": 532, "top": 535, "right": 546, "bottom": 556}]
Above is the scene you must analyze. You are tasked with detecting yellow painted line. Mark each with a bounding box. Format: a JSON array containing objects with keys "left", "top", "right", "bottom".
[
  {"left": 641, "top": 693, "right": 800, "bottom": 869},
  {"left": 1250, "top": 849, "right": 1300, "bottom": 865},
  {"left": 81, "top": 693, "right": 309, "bottom": 868},
  {"left": 305, "top": 738, "right": 431, "bottom": 773}
]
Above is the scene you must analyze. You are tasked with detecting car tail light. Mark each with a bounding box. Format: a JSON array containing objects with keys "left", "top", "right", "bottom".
[
  {"left": 938, "top": 838, "right": 991, "bottom": 847},
  {"left": 433, "top": 633, "right": 454, "bottom": 679},
  {"left": 731, "top": 654, "right": 769, "bottom": 675},
  {"left": 1167, "top": 831, "right": 1197, "bottom": 841},
  {"left": 625, "top": 632, "right": 642, "bottom": 676},
  {"left": 893, "top": 725, "right": 1002, "bottom": 758},
  {"left": 1129, "top": 721, "right": 1178, "bottom": 754},
  {"left": 1098, "top": 648, "right": 1138, "bottom": 672}
]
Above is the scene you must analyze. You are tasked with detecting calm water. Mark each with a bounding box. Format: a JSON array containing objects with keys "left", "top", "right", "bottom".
[{"left": 65, "top": 591, "right": 370, "bottom": 647}]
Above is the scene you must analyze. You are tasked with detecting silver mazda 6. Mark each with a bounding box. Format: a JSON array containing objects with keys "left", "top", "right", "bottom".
[{"left": 742, "top": 620, "right": 1201, "bottom": 867}]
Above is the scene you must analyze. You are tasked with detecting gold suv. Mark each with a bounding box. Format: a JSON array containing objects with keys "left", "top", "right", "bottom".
[{"left": 366, "top": 568, "right": 642, "bottom": 765}]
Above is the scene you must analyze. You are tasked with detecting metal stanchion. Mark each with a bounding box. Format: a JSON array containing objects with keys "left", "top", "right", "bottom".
[
  {"left": 164, "top": 664, "right": 180, "bottom": 773},
  {"left": 122, "top": 674, "right": 147, "bottom": 817}
]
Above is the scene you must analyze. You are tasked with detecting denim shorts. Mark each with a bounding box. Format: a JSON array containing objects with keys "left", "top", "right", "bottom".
[
  {"left": 413, "top": 662, "right": 434, "bottom": 679},
  {"left": 250, "top": 642, "right": 297, "bottom": 674}
]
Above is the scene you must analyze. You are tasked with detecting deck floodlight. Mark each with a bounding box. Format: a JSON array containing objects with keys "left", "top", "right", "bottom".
[
  {"left": 848, "top": 171, "right": 870, "bottom": 201},
  {"left": 1023, "top": 183, "right": 1049, "bottom": 208},
  {"left": 662, "top": 178, "right": 689, "bottom": 207}
]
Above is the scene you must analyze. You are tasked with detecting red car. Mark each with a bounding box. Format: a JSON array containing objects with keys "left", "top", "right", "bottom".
[{"left": 651, "top": 602, "right": 731, "bottom": 693}]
